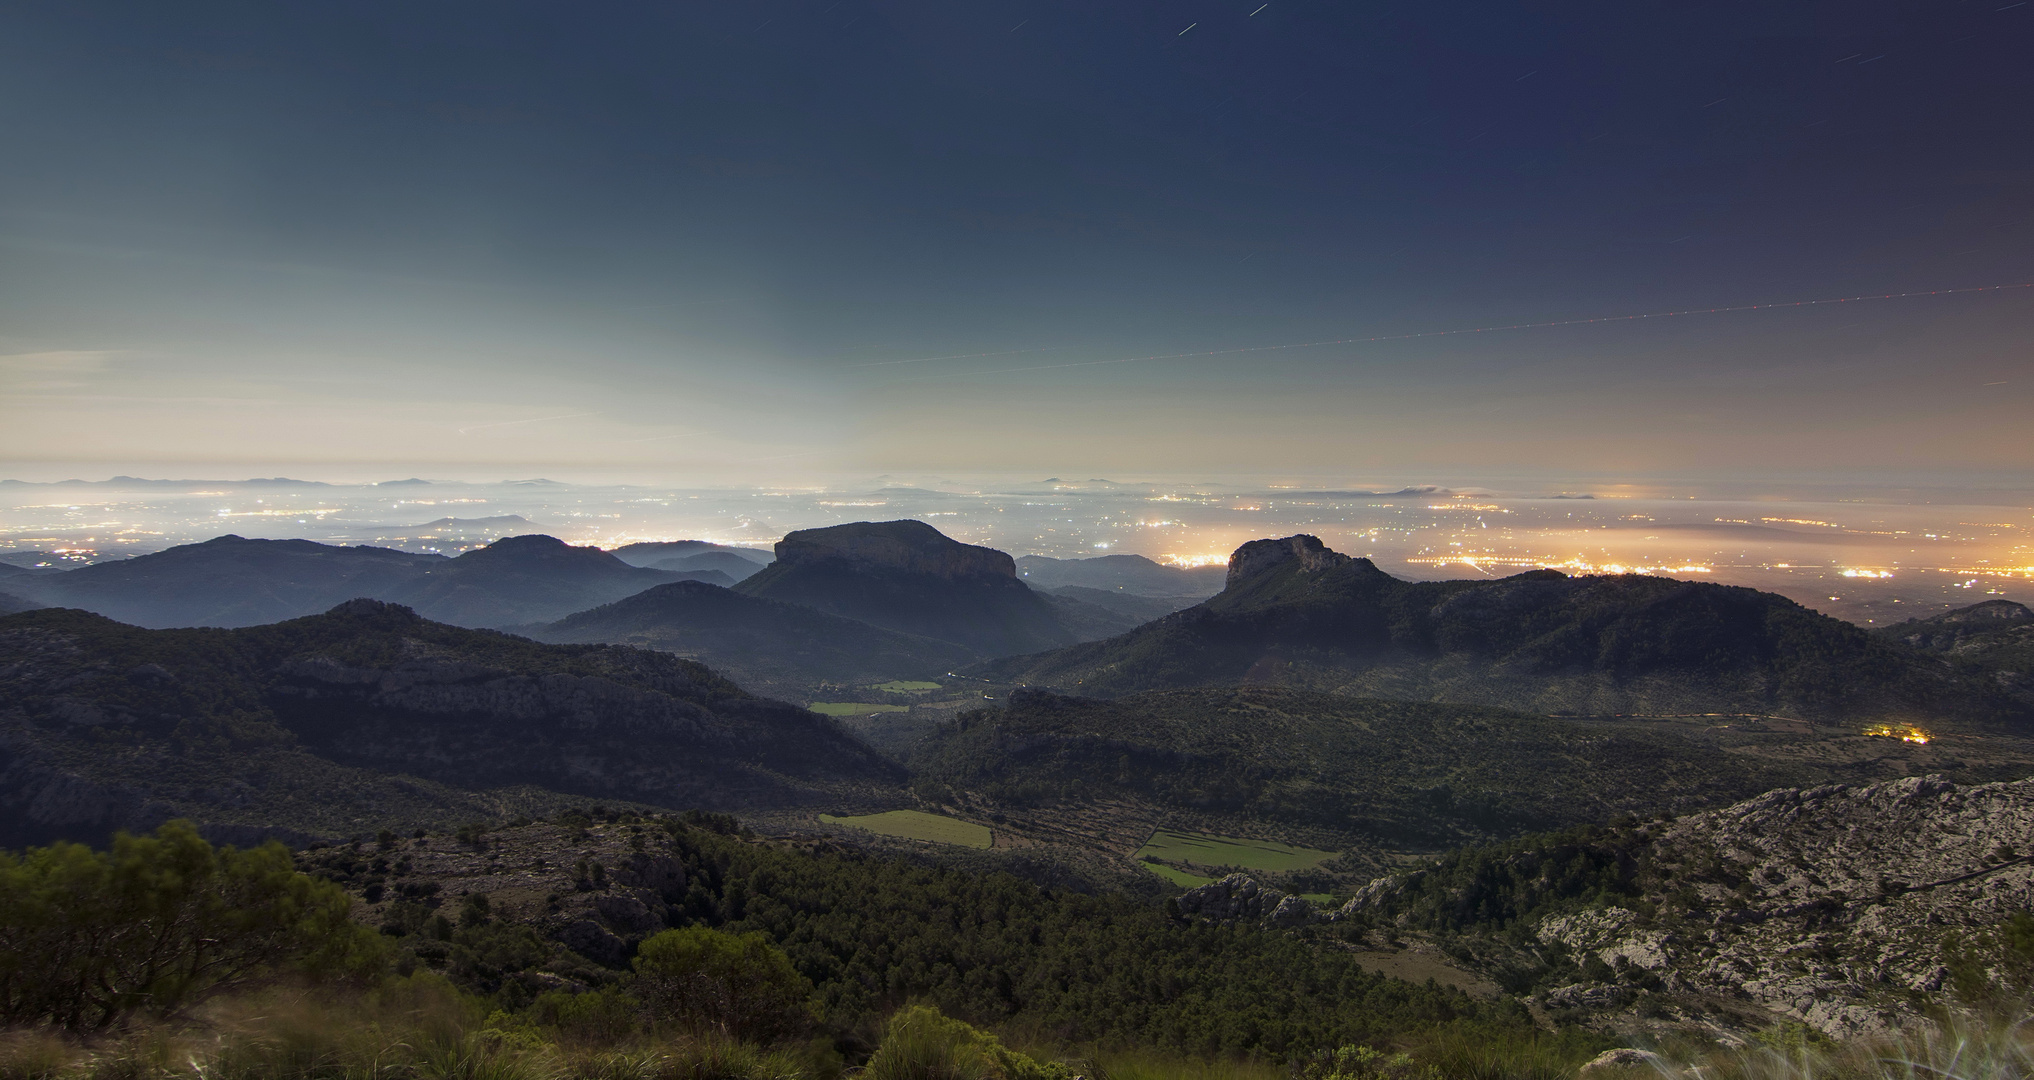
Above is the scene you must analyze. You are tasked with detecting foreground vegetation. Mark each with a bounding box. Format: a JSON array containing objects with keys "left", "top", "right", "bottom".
[{"left": 13, "top": 818, "right": 2034, "bottom": 1079}]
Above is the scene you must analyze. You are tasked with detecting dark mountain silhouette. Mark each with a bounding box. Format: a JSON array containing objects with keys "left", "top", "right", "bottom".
[
  {"left": 0, "top": 600, "right": 904, "bottom": 847},
  {"left": 6, "top": 536, "right": 446, "bottom": 628},
  {"left": 734, "top": 520, "right": 1075, "bottom": 657},
  {"left": 911, "top": 687, "right": 2003, "bottom": 854},
  {"left": 384, "top": 534, "right": 678, "bottom": 627},
  {"left": 1039, "top": 587, "right": 1199, "bottom": 643},
  {"left": 411, "top": 514, "right": 539, "bottom": 531},
  {"left": 648, "top": 551, "right": 768, "bottom": 582},
  {"left": 0, "top": 591, "right": 43, "bottom": 615},
  {"left": 1014, "top": 553, "right": 1225, "bottom": 598},
  {"left": 610, "top": 540, "right": 770, "bottom": 568},
  {"left": 982, "top": 534, "right": 2026, "bottom": 727},
  {"left": 533, "top": 579, "right": 972, "bottom": 698},
  {"left": 1874, "top": 599, "right": 2033, "bottom": 705}
]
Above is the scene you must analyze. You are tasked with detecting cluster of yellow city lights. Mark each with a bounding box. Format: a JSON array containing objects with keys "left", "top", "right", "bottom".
[
  {"left": 1160, "top": 553, "right": 1230, "bottom": 568},
  {"left": 1405, "top": 555, "right": 1713, "bottom": 575},
  {"left": 1863, "top": 723, "right": 1932, "bottom": 745},
  {"left": 1840, "top": 568, "right": 1894, "bottom": 579}
]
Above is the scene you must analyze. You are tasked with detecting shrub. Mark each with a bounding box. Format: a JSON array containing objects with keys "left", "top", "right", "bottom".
[
  {"left": 634, "top": 928, "right": 814, "bottom": 1043},
  {"left": 0, "top": 821, "right": 380, "bottom": 1029},
  {"left": 864, "top": 1006, "right": 1070, "bottom": 1080}
]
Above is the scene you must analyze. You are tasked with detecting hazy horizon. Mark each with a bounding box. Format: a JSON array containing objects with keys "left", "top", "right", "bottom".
[{"left": 4, "top": 2, "right": 2031, "bottom": 484}]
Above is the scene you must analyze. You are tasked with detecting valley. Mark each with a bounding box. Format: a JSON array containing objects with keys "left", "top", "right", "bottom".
[{"left": 4, "top": 517, "right": 2033, "bottom": 1058}]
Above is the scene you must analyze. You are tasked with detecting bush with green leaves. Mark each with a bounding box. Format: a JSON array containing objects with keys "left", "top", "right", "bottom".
[
  {"left": 1291, "top": 1045, "right": 1438, "bottom": 1080},
  {"left": 864, "top": 1005, "right": 1071, "bottom": 1080},
  {"left": 0, "top": 820, "right": 377, "bottom": 1029},
  {"left": 634, "top": 926, "right": 816, "bottom": 1043}
]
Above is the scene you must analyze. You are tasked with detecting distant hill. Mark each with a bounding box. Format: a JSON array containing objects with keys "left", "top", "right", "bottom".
[
  {"left": 384, "top": 535, "right": 680, "bottom": 627},
  {"left": 5, "top": 534, "right": 689, "bottom": 631},
  {"left": 611, "top": 540, "right": 771, "bottom": 568},
  {"left": 911, "top": 688, "right": 2006, "bottom": 856},
  {"left": 1040, "top": 586, "right": 1199, "bottom": 642},
  {"left": 648, "top": 551, "right": 768, "bottom": 582},
  {"left": 5, "top": 536, "right": 446, "bottom": 628},
  {"left": 983, "top": 534, "right": 2026, "bottom": 727},
  {"left": 532, "top": 580, "right": 972, "bottom": 698},
  {"left": 735, "top": 520, "right": 1074, "bottom": 657},
  {"left": 1873, "top": 599, "right": 2033, "bottom": 705},
  {"left": 411, "top": 514, "right": 540, "bottom": 531},
  {"left": 0, "top": 591, "right": 43, "bottom": 615},
  {"left": 0, "top": 601, "right": 903, "bottom": 847},
  {"left": 1015, "top": 553, "right": 1225, "bottom": 598}
]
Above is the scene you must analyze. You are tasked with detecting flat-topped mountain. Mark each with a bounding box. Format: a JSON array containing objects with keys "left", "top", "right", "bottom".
[
  {"left": 735, "top": 520, "right": 1074, "bottom": 656},
  {"left": 0, "top": 600, "right": 903, "bottom": 847},
  {"left": 983, "top": 534, "right": 2026, "bottom": 726},
  {"left": 532, "top": 579, "right": 972, "bottom": 698},
  {"left": 6, "top": 535, "right": 446, "bottom": 628}
]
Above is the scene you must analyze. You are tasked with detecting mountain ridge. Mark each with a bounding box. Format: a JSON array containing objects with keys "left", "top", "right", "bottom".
[{"left": 981, "top": 534, "right": 2027, "bottom": 727}]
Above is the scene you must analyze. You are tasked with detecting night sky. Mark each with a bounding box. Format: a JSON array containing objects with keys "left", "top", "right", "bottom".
[{"left": 2, "top": 2, "right": 2030, "bottom": 481}]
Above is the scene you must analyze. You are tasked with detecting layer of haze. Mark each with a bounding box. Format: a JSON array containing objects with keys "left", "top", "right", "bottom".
[{"left": 1, "top": 2, "right": 2030, "bottom": 481}]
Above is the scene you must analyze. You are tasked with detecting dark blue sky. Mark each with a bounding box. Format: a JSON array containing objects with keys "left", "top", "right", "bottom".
[{"left": 2, "top": 1, "right": 2029, "bottom": 480}]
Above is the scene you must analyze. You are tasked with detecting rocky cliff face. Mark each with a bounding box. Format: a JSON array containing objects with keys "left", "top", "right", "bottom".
[
  {"left": 1340, "top": 774, "right": 2034, "bottom": 1039},
  {"left": 769, "top": 520, "right": 1017, "bottom": 581},
  {"left": 1223, "top": 535, "right": 1352, "bottom": 591},
  {"left": 736, "top": 521, "right": 1072, "bottom": 657},
  {"left": 1175, "top": 872, "right": 1319, "bottom": 928}
]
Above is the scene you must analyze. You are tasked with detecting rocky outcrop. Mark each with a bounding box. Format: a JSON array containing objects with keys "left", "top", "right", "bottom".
[
  {"left": 1224, "top": 535, "right": 1351, "bottom": 591},
  {"left": 1175, "top": 874, "right": 1323, "bottom": 928},
  {"left": 299, "top": 821, "right": 696, "bottom": 979},
  {"left": 1451, "top": 776, "right": 2034, "bottom": 1038}
]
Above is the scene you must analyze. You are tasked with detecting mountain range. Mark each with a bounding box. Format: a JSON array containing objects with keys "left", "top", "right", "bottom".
[
  {"left": 5, "top": 534, "right": 728, "bottom": 630},
  {"left": 982, "top": 534, "right": 2028, "bottom": 728},
  {"left": 532, "top": 580, "right": 973, "bottom": 698},
  {"left": 732, "top": 520, "right": 1075, "bottom": 657},
  {"left": 0, "top": 599, "right": 902, "bottom": 847}
]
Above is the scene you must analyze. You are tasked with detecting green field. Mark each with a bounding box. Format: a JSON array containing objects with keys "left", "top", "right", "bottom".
[
  {"left": 819, "top": 809, "right": 993, "bottom": 849},
  {"left": 1134, "top": 830, "right": 1339, "bottom": 874},
  {"left": 1141, "top": 861, "right": 1214, "bottom": 888},
  {"left": 869, "top": 680, "right": 942, "bottom": 693},
  {"left": 808, "top": 702, "right": 911, "bottom": 716}
]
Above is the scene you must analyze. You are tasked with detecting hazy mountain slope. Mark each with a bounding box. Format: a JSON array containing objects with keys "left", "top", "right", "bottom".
[
  {"left": 6, "top": 535, "right": 445, "bottom": 628},
  {"left": 1039, "top": 587, "right": 1198, "bottom": 642},
  {"left": 1015, "top": 553, "right": 1225, "bottom": 598},
  {"left": 648, "top": 551, "right": 767, "bottom": 582},
  {"left": 983, "top": 535, "right": 2023, "bottom": 726},
  {"left": 1873, "top": 600, "right": 2033, "bottom": 705},
  {"left": 386, "top": 535, "right": 680, "bottom": 627},
  {"left": 611, "top": 540, "right": 770, "bottom": 569},
  {"left": 735, "top": 520, "right": 1074, "bottom": 656},
  {"left": 912, "top": 687, "right": 2014, "bottom": 853},
  {"left": 532, "top": 580, "right": 972, "bottom": 697},
  {"left": 0, "top": 601, "right": 903, "bottom": 846},
  {"left": 0, "top": 591, "right": 44, "bottom": 615}
]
